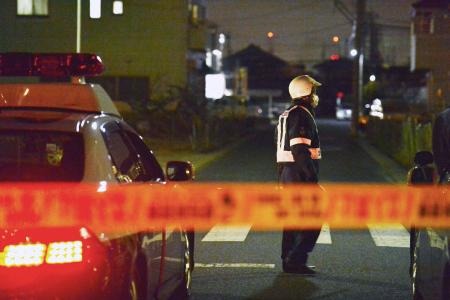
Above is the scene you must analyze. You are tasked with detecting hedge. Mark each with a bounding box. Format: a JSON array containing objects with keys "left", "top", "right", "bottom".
[{"left": 366, "top": 116, "right": 432, "bottom": 167}]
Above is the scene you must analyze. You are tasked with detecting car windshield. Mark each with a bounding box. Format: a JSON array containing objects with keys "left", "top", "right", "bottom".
[{"left": 0, "top": 130, "right": 84, "bottom": 182}]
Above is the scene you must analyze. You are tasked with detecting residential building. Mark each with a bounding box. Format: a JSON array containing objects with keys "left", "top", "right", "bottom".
[
  {"left": 223, "top": 44, "right": 291, "bottom": 98},
  {"left": 0, "top": 0, "right": 215, "bottom": 105},
  {"left": 410, "top": 0, "right": 450, "bottom": 112}
]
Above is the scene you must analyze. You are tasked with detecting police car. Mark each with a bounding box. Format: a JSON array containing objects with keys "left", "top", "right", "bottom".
[{"left": 0, "top": 53, "right": 193, "bottom": 299}]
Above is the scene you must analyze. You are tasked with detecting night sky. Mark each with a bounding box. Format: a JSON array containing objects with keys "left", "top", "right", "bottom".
[{"left": 206, "top": 0, "right": 416, "bottom": 65}]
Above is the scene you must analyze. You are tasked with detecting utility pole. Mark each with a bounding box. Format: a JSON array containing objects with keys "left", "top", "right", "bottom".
[
  {"left": 334, "top": 0, "right": 366, "bottom": 135},
  {"left": 76, "top": 0, "right": 81, "bottom": 53},
  {"left": 351, "top": 0, "right": 366, "bottom": 136}
]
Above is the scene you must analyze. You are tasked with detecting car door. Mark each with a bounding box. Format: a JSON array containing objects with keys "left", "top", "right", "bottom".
[
  {"left": 102, "top": 121, "right": 163, "bottom": 299},
  {"left": 121, "top": 126, "right": 187, "bottom": 299},
  {"left": 416, "top": 228, "right": 434, "bottom": 299},
  {"left": 427, "top": 228, "right": 449, "bottom": 300}
]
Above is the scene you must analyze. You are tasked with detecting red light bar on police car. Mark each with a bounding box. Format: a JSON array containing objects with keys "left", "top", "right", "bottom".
[{"left": 0, "top": 53, "right": 104, "bottom": 77}]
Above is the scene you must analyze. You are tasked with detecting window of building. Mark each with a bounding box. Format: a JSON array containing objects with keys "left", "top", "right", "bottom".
[
  {"left": 90, "top": 0, "right": 101, "bottom": 19},
  {"left": 113, "top": 0, "right": 123, "bottom": 15},
  {"left": 414, "top": 11, "right": 433, "bottom": 34},
  {"left": 189, "top": 3, "right": 206, "bottom": 24},
  {"left": 17, "top": 0, "right": 48, "bottom": 16}
]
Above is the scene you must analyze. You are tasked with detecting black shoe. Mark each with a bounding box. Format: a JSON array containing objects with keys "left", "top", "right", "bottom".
[
  {"left": 282, "top": 260, "right": 315, "bottom": 270},
  {"left": 282, "top": 263, "right": 316, "bottom": 275}
]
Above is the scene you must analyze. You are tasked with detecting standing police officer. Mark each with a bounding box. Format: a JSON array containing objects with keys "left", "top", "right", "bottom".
[{"left": 276, "top": 75, "right": 322, "bottom": 275}]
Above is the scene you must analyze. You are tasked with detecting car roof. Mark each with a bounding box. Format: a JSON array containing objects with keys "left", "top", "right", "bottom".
[
  {"left": 0, "top": 110, "right": 118, "bottom": 133},
  {"left": 0, "top": 83, "right": 120, "bottom": 116}
]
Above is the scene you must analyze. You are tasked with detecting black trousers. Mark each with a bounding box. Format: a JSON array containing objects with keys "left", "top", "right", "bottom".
[{"left": 279, "top": 164, "right": 321, "bottom": 265}]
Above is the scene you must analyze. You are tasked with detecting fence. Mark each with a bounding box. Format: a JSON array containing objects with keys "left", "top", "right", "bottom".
[{"left": 366, "top": 116, "right": 433, "bottom": 167}]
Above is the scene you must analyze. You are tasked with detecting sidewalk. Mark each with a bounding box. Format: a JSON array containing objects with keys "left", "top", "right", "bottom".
[
  {"left": 147, "top": 135, "right": 252, "bottom": 173},
  {"left": 357, "top": 138, "right": 408, "bottom": 184}
]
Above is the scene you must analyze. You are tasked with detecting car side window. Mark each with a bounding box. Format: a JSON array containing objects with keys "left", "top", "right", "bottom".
[
  {"left": 102, "top": 122, "right": 144, "bottom": 182},
  {"left": 124, "top": 130, "right": 165, "bottom": 182}
]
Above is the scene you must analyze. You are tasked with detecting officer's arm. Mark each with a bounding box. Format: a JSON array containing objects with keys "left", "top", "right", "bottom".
[
  {"left": 288, "top": 111, "right": 318, "bottom": 182},
  {"left": 274, "top": 124, "right": 278, "bottom": 146}
]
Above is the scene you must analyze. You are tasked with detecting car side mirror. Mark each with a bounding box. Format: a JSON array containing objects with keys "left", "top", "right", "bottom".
[
  {"left": 414, "top": 151, "right": 433, "bottom": 167},
  {"left": 166, "top": 161, "right": 194, "bottom": 181}
]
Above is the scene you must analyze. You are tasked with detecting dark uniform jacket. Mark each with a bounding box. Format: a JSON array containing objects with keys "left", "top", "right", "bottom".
[
  {"left": 432, "top": 107, "right": 450, "bottom": 181},
  {"left": 276, "top": 99, "right": 320, "bottom": 182}
]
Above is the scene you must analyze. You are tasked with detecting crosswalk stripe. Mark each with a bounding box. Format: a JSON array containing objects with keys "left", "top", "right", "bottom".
[
  {"left": 195, "top": 263, "right": 275, "bottom": 268},
  {"left": 367, "top": 224, "right": 410, "bottom": 248},
  {"left": 316, "top": 224, "right": 332, "bottom": 244},
  {"left": 201, "top": 224, "right": 252, "bottom": 242},
  {"left": 201, "top": 224, "right": 410, "bottom": 248}
]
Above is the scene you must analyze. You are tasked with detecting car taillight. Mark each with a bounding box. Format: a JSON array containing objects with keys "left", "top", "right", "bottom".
[
  {"left": 46, "top": 241, "right": 83, "bottom": 264},
  {"left": 1, "top": 243, "right": 46, "bottom": 267},
  {"left": 0, "top": 241, "right": 83, "bottom": 267}
]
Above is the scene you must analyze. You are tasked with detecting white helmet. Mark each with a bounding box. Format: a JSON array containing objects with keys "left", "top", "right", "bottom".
[{"left": 288, "top": 75, "right": 321, "bottom": 99}]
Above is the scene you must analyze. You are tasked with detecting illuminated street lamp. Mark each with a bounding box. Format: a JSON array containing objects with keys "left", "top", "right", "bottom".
[
  {"left": 369, "top": 74, "right": 376, "bottom": 82},
  {"left": 332, "top": 35, "right": 340, "bottom": 43},
  {"left": 267, "top": 31, "right": 274, "bottom": 39},
  {"left": 219, "top": 33, "right": 226, "bottom": 45},
  {"left": 350, "top": 49, "right": 358, "bottom": 57}
]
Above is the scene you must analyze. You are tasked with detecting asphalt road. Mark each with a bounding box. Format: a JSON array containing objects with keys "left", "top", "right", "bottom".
[{"left": 191, "top": 119, "right": 412, "bottom": 300}]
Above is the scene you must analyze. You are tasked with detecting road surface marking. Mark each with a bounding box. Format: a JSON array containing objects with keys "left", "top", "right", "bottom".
[
  {"left": 317, "top": 224, "right": 332, "bottom": 244},
  {"left": 201, "top": 225, "right": 252, "bottom": 242},
  {"left": 195, "top": 263, "right": 275, "bottom": 268},
  {"left": 368, "top": 224, "right": 410, "bottom": 247}
]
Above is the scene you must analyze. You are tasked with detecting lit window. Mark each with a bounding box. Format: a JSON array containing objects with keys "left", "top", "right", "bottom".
[
  {"left": 113, "top": 1, "right": 123, "bottom": 15},
  {"left": 190, "top": 3, "right": 205, "bottom": 24},
  {"left": 192, "top": 5, "right": 198, "bottom": 21},
  {"left": 17, "top": 0, "right": 48, "bottom": 16},
  {"left": 205, "top": 74, "right": 225, "bottom": 99},
  {"left": 90, "top": 0, "right": 101, "bottom": 19}
]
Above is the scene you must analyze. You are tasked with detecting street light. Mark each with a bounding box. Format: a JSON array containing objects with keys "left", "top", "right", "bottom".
[
  {"left": 350, "top": 49, "right": 358, "bottom": 57},
  {"left": 369, "top": 74, "right": 376, "bottom": 82},
  {"left": 76, "top": 0, "right": 81, "bottom": 53},
  {"left": 219, "top": 33, "right": 226, "bottom": 44},
  {"left": 267, "top": 31, "right": 274, "bottom": 39},
  {"left": 332, "top": 35, "right": 340, "bottom": 43}
]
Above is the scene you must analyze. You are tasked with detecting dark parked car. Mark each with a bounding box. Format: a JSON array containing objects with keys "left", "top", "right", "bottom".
[{"left": 408, "top": 151, "right": 449, "bottom": 300}]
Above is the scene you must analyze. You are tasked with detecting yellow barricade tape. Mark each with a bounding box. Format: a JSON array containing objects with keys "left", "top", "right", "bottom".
[{"left": 0, "top": 183, "right": 448, "bottom": 231}]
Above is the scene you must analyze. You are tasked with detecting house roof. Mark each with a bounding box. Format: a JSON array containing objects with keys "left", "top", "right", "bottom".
[
  {"left": 223, "top": 44, "right": 288, "bottom": 70},
  {"left": 223, "top": 44, "right": 291, "bottom": 91}
]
